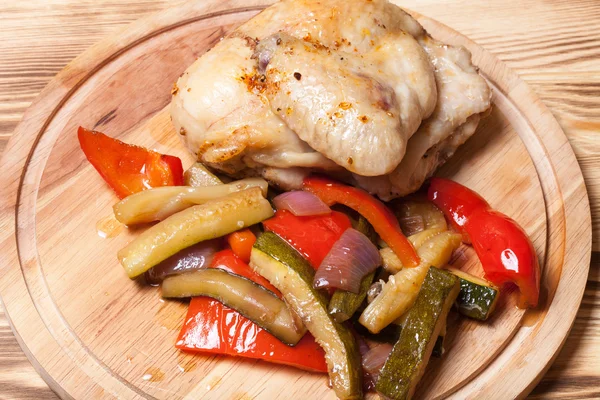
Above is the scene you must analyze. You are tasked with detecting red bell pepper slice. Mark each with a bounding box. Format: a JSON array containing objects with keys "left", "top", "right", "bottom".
[
  {"left": 77, "top": 126, "right": 184, "bottom": 199},
  {"left": 225, "top": 229, "right": 257, "bottom": 263},
  {"left": 176, "top": 298, "right": 327, "bottom": 372},
  {"left": 262, "top": 209, "right": 352, "bottom": 269},
  {"left": 428, "top": 177, "right": 540, "bottom": 308},
  {"left": 303, "top": 176, "right": 420, "bottom": 268},
  {"left": 176, "top": 250, "right": 327, "bottom": 372}
]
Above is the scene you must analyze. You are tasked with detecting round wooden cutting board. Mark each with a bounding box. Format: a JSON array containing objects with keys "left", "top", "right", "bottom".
[{"left": 0, "top": 0, "right": 592, "bottom": 399}]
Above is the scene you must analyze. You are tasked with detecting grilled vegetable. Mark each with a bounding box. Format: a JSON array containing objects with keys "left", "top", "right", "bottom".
[
  {"left": 360, "top": 232, "right": 462, "bottom": 333},
  {"left": 273, "top": 191, "right": 331, "bottom": 216},
  {"left": 314, "top": 228, "right": 380, "bottom": 293},
  {"left": 394, "top": 199, "right": 447, "bottom": 231},
  {"left": 162, "top": 268, "right": 305, "bottom": 345},
  {"left": 77, "top": 127, "right": 184, "bottom": 199},
  {"left": 376, "top": 267, "right": 460, "bottom": 400},
  {"left": 328, "top": 216, "right": 379, "bottom": 322},
  {"left": 304, "top": 176, "right": 419, "bottom": 268},
  {"left": 175, "top": 249, "right": 327, "bottom": 372},
  {"left": 397, "top": 215, "right": 424, "bottom": 236},
  {"left": 380, "top": 227, "right": 448, "bottom": 274},
  {"left": 178, "top": 297, "right": 327, "bottom": 371},
  {"left": 263, "top": 209, "right": 352, "bottom": 269},
  {"left": 362, "top": 342, "right": 393, "bottom": 378},
  {"left": 209, "top": 249, "right": 279, "bottom": 294},
  {"left": 144, "top": 239, "right": 219, "bottom": 284},
  {"left": 328, "top": 271, "right": 375, "bottom": 323},
  {"left": 406, "top": 227, "right": 448, "bottom": 250},
  {"left": 113, "top": 178, "right": 268, "bottom": 225},
  {"left": 183, "top": 162, "right": 222, "bottom": 187},
  {"left": 353, "top": 214, "right": 379, "bottom": 244},
  {"left": 225, "top": 229, "right": 257, "bottom": 263},
  {"left": 447, "top": 267, "right": 500, "bottom": 320},
  {"left": 367, "top": 280, "right": 384, "bottom": 304},
  {"left": 428, "top": 177, "right": 540, "bottom": 308},
  {"left": 380, "top": 247, "right": 403, "bottom": 274},
  {"left": 118, "top": 188, "right": 273, "bottom": 278},
  {"left": 251, "top": 232, "right": 362, "bottom": 400}
]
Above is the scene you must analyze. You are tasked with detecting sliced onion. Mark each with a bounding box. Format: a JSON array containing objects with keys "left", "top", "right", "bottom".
[
  {"left": 355, "top": 333, "right": 371, "bottom": 358},
  {"left": 399, "top": 214, "right": 425, "bottom": 236},
  {"left": 144, "top": 239, "right": 220, "bottom": 284},
  {"left": 353, "top": 332, "right": 377, "bottom": 391},
  {"left": 272, "top": 190, "right": 331, "bottom": 216},
  {"left": 362, "top": 343, "right": 393, "bottom": 376},
  {"left": 313, "top": 228, "right": 381, "bottom": 293}
]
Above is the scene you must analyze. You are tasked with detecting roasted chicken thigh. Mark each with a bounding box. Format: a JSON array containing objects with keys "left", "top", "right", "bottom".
[{"left": 170, "top": 0, "right": 491, "bottom": 198}]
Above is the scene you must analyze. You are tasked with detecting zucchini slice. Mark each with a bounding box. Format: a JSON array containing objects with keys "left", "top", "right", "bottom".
[
  {"left": 376, "top": 267, "right": 460, "bottom": 400},
  {"left": 162, "top": 269, "right": 305, "bottom": 345},
  {"left": 359, "top": 231, "right": 462, "bottom": 333},
  {"left": 328, "top": 271, "right": 375, "bottom": 323},
  {"left": 183, "top": 162, "right": 223, "bottom": 187},
  {"left": 113, "top": 178, "right": 269, "bottom": 225},
  {"left": 118, "top": 188, "right": 273, "bottom": 278},
  {"left": 251, "top": 232, "right": 362, "bottom": 400},
  {"left": 447, "top": 267, "right": 500, "bottom": 321},
  {"left": 394, "top": 312, "right": 445, "bottom": 357}
]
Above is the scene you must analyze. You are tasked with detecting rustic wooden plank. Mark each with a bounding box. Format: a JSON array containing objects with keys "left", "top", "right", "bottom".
[
  {"left": 530, "top": 254, "right": 600, "bottom": 399},
  {"left": 0, "top": 309, "right": 57, "bottom": 399},
  {"left": 0, "top": 0, "right": 184, "bottom": 155},
  {"left": 0, "top": 0, "right": 597, "bottom": 399}
]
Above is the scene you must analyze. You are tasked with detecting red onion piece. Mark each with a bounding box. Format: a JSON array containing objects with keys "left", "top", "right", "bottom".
[
  {"left": 314, "top": 228, "right": 381, "bottom": 293},
  {"left": 353, "top": 332, "right": 377, "bottom": 392},
  {"left": 399, "top": 215, "right": 425, "bottom": 236},
  {"left": 144, "top": 239, "right": 220, "bottom": 284},
  {"left": 273, "top": 191, "right": 331, "bottom": 216},
  {"left": 362, "top": 343, "right": 393, "bottom": 377},
  {"left": 355, "top": 333, "right": 371, "bottom": 358}
]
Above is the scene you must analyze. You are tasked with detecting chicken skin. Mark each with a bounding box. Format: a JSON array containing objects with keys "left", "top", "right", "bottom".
[{"left": 170, "top": 0, "right": 491, "bottom": 197}]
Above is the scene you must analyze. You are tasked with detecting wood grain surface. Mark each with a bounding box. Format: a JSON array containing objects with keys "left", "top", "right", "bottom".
[{"left": 0, "top": 0, "right": 597, "bottom": 399}]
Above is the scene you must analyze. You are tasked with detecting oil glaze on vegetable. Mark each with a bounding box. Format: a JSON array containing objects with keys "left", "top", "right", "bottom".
[
  {"left": 77, "top": 127, "right": 183, "bottom": 199},
  {"left": 273, "top": 190, "right": 331, "bottom": 216},
  {"left": 162, "top": 268, "right": 306, "bottom": 345},
  {"left": 262, "top": 209, "right": 352, "bottom": 268},
  {"left": 314, "top": 228, "right": 381, "bottom": 293},
  {"left": 118, "top": 188, "right": 273, "bottom": 278},
  {"left": 144, "top": 239, "right": 219, "bottom": 284},
  {"left": 113, "top": 178, "right": 268, "bottom": 225},
  {"left": 303, "top": 176, "right": 420, "bottom": 268},
  {"left": 428, "top": 177, "right": 540, "bottom": 308}
]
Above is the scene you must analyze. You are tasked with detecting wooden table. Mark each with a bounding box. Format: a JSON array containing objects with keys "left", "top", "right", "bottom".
[{"left": 0, "top": 0, "right": 598, "bottom": 398}]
